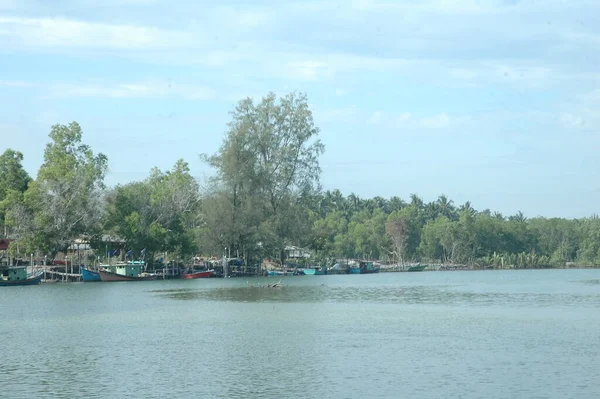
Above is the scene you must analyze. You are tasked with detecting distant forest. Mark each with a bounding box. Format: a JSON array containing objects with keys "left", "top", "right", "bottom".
[{"left": 1, "top": 92, "right": 599, "bottom": 268}]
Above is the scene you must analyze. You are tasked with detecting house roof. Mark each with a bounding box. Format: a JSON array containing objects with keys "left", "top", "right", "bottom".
[{"left": 0, "top": 239, "right": 13, "bottom": 251}]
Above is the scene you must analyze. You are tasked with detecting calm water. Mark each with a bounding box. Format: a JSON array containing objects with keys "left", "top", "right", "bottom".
[{"left": 1, "top": 269, "right": 600, "bottom": 398}]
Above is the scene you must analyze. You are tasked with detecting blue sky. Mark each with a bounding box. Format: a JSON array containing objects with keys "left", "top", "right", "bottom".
[{"left": 1, "top": 0, "right": 599, "bottom": 218}]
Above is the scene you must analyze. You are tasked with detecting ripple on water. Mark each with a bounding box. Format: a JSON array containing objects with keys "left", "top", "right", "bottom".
[{"left": 153, "top": 282, "right": 600, "bottom": 309}]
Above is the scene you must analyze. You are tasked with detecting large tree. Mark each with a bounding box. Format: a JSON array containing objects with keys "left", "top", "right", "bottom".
[
  {"left": 25, "top": 122, "right": 108, "bottom": 255},
  {"left": 104, "top": 160, "right": 200, "bottom": 264},
  {"left": 202, "top": 92, "right": 324, "bottom": 263},
  {"left": 0, "top": 149, "right": 32, "bottom": 238}
]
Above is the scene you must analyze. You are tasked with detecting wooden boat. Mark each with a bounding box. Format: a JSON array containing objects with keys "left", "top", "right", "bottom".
[
  {"left": 98, "top": 269, "right": 156, "bottom": 282},
  {"left": 0, "top": 267, "right": 43, "bottom": 286},
  {"left": 359, "top": 261, "right": 380, "bottom": 274},
  {"left": 81, "top": 267, "right": 102, "bottom": 282},
  {"left": 347, "top": 261, "right": 380, "bottom": 274},
  {"left": 182, "top": 269, "right": 214, "bottom": 279}
]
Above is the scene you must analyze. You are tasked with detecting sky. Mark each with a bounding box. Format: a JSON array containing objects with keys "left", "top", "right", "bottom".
[{"left": 1, "top": 0, "right": 599, "bottom": 218}]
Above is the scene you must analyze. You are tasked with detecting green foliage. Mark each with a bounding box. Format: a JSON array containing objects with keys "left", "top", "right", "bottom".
[
  {"left": 4, "top": 104, "right": 598, "bottom": 271},
  {"left": 104, "top": 160, "right": 200, "bottom": 264},
  {"left": 201, "top": 92, "right": 324, "bottom": 263},
  {"left": 24, "top": 122, "right": 108, "bottom": 255},
  {"left": 0, "top": 149, "right": 32, "bottom": 238}
]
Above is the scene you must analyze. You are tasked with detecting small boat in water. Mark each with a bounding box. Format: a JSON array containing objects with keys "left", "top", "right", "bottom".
[
  {"left": 98, "top": 269, "right": 156, "bottom": 282},
  {"left": 182, "top": 269, "right": 214, "bottom": 279},
  {"left": 303, "top": 268, "right": 316, "bottom": 275},
  {"left": 0, "top": 267, "right": 43, "bottom": 286},
  {"left": 81, "top": 267, "right": 102, "bottom": 282},
  {"left": 348, "top": 261, "right": 380, "bottom": 274}
]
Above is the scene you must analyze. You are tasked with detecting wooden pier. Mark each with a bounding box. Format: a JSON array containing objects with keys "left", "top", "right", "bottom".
[{"left": 36, "top": 267, "right": 81, "bottom": 283}]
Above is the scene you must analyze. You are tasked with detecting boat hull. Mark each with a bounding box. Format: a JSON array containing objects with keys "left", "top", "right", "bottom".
[
  {"left": 98, "top": 269, "right": 156, "bottom": 282},
  {"left": 303, "top": 268, "right": 316, "bottom": 275},
  {"left": 81, "top": 267, "right": 102, "bottom": 282},
  {"left": 182, "top": 270, "right": 214, "bottom": 279},
  {"left": 0, "top": 271, "right": 43, "bottom": 286},
  {"left": 360, "top": 268, "right": 380, "bottom": 274},
  {"left": 348, "top": 267, "right": 361, "bottom": 274}
]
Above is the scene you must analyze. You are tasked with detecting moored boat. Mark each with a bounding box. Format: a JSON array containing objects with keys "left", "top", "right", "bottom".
[
  {"left": 0, "top": 267, "right": 43, "bottom": 286},
  {"left": 347, "top": 261, "right": 380, "bottom": 274},
  {"left": 81, "top": 267, "right": 102, "bottom": 282},
  {"left": 182, "top": 269, "right": 214, "bottom": 279},
  {"left": 360, "top": 261, "right": 380, "bottom": 274},
  {"left": 303, "top": 268, "right": 316, "bottom": 275},
  {"left": 98, "top": 269, "right": 156, "bottom": 282}
]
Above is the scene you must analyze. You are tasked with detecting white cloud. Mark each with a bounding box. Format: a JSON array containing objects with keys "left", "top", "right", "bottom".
[
  {"left": 315, "top": 106, "right": 358, "bottom": 123},
  {"left": 559, "top": 113, "right": 585, "bottom": 128},
  {"left": 421, "top": 113, "right": 451, "bottom": 129},
  {"left": 45, "top": 81, "right": 216, "bottom": 100},
  {"left": 280, "top": 60, "right": 332, "bottom": 81},
  {"left": 0, "top": 16, "right": 192, "bottom": 50},
  {"left": 0, "top": 80, "right": 38, "bottom": 87},
  {"left": 396, "top": 112, "right": 412, "bottom": 124},
  {"left": 368, "top": 111, "right": 383, "bottom": 125}
]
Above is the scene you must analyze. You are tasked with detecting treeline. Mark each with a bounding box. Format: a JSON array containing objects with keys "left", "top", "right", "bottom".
[{"left": 1, "top": 92, "right": 599, "bottom": 268}]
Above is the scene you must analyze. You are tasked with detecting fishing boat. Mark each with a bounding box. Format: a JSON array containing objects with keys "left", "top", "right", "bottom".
[
  {"left": 0, "top": 266, "right": 43, "bottom": 286},
  {"left": 347, "top": 261, "right": 380, "bottom": 274},
  {"left": 98, "top": 269, "right": 156, "bottom": 282},
  {"left": 81, "top": 266, "right": 102, "bottom": 282},
  {"left": 303, "top": 268, "right": 316, "bottom": 275},
  {"left": 182, "top": 269, "right": 214, "bottom": 279},
  {"left": 98, "top": 261, "right": 155, "bottom": 282},
  {"left": 359, "top": 261, "right": 380, "bottom": 274},
  {"left": 407, "top": 264, "right": 427, "bottom": 272},
  {"left": 266, "top": 270, "right": 284, "bottom": 276}
]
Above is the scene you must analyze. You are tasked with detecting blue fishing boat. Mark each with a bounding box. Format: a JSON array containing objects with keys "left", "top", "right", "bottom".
[
  {"left": 347, "top": 261, "right": 379, "bottom": 274},
  {"left": 0, "top": 266, "right": 43, "bottom": 286},
  {"left": 267, "top": 270, "right": 284, "bottom": 276},
  {"left": 303, "top": 268, "right": 316, "bottom": 275},
  {"left": 81, "top": 267, "right": 102, "bottom": 282}
]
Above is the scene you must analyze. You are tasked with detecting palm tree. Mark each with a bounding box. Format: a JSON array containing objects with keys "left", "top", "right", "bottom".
[
  {"left": 509, "top": 211, "right": 527, "bottom": 224},
  {"left": 423, "top": 202, "right": 438, "bottom": 221},
  {"left": 459, "top": 201, "right": 476, "bottom": 217},
  {"left": 492, "top": 211, "right": 504, "bottom": 220},
  {"left": 388, "top": 196, "right": 406, "bottom": 212},
  {"left": 409, "top": 193, "right": 423, "bottom": 209},
  {"left": 347, "top": 193, "right": 362, "bottom": 213},
  {"left": 436, "top": 194, "right": 456, "bottom": 220}
]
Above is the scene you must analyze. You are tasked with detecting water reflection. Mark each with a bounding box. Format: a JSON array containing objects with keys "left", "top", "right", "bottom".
[{"left": 154, "top": 281, "right": 600, "bottom": 308}]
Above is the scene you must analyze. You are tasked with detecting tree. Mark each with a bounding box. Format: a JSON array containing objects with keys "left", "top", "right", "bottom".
[
  {"left": 25, "top": 122, "right": 107, "bottom": 255},
  {"left": 104, "top": 160, "right": 201, "bottom": 264},
  {"left": 386, "top": 214, "right": 408, "bottom": 264},
  {"left": 0, "top": 149, "right": 32, "bottom": 238},
  {"left": 202, "top": 92, "right": 324, "bottom": 263}
]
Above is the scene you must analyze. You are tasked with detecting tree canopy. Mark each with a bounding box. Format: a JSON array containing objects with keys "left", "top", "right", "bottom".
[{"left": 3, "top": 95, "right": 600, "bottom": 271}]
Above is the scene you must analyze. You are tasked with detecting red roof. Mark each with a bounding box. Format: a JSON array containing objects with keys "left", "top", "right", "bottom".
[{"left": 0, "top": 239, "right": 13, "bottom": 251}]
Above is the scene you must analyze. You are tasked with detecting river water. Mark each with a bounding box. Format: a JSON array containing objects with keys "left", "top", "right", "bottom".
[{"left": 1, "top": 269, "right": 599, "bottom": 398}]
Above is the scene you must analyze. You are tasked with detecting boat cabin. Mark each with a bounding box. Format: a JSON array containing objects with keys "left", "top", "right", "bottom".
[
  {"left": 103, "top": 261, "right": 145, "bottom": 277},
  {"left": 1, "top": 266, "right": 27, "bottom": 281}
]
